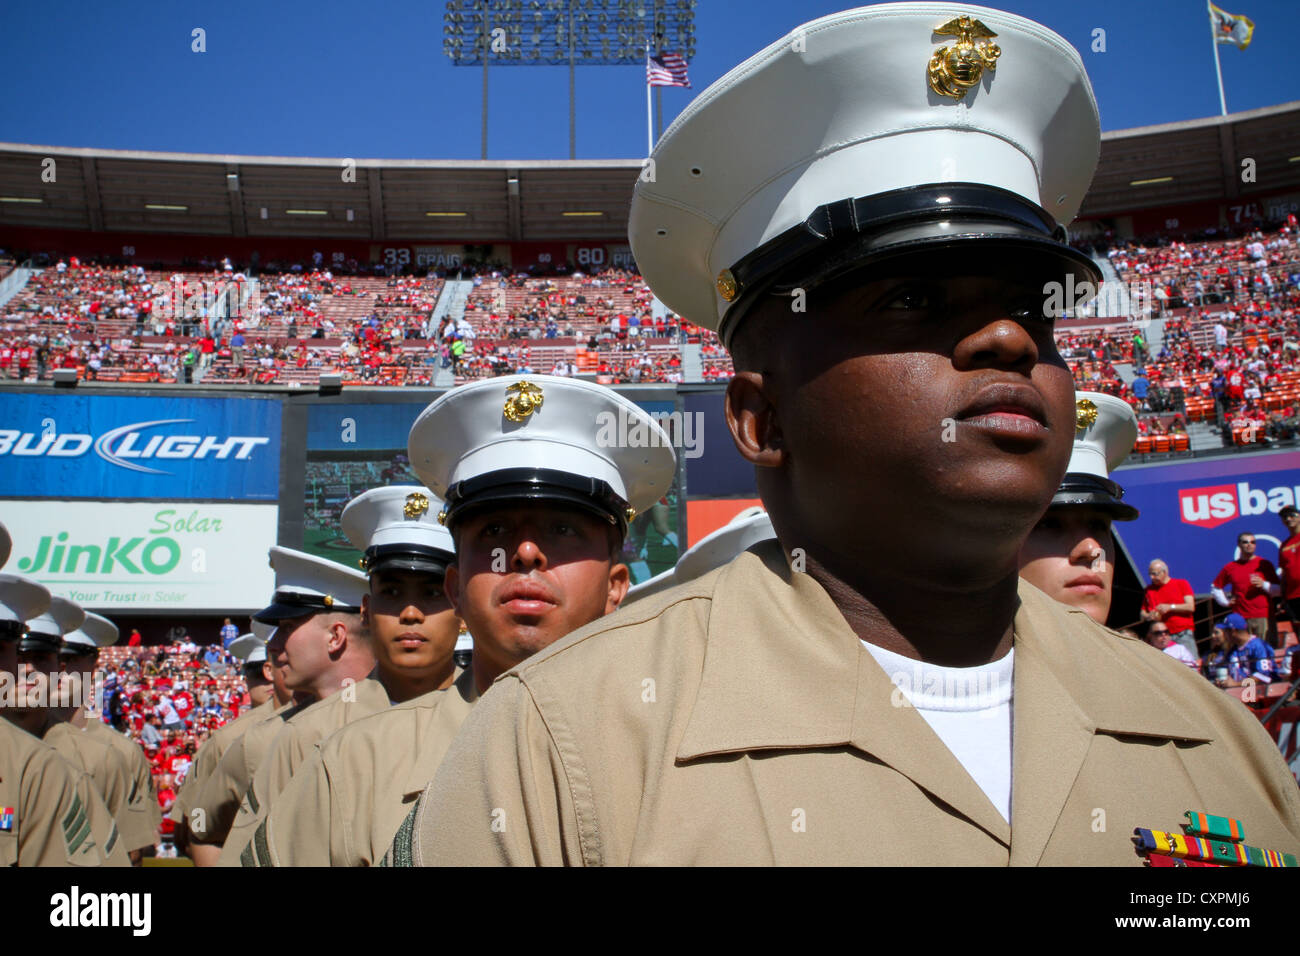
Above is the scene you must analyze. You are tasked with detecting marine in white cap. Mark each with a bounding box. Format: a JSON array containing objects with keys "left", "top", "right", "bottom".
[
  {"left": 407, "top": 5, "right": 1300, "bottom": 864},
  {"left": 13, "top": 596, "right": 142, "bottom": 863},
  {"left": 60, "top": 610, "right": 164, "bottom": 863},
  {"left": 0, "top": 559, "right": 128, "bottom": 866},
  {"left": 1018, "top": 392, "right": 1139, "bottom": 625},
  {"left": 242, "top": 484, "right": 467, "bottom": 866},
  {"left": 208, "top": 548, "right": 384, "bottom": 866},
  {"left": 189, "top": 548, "right": 375, "bottom": 866},
  {"left": 171, "top": 620, "right": 293, "bottom": 861},
  {"left": 370, "top": 373, "right": 674, "bottom": 865}
]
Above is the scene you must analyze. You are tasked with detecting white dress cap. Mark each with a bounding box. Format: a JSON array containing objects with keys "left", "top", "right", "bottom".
[
  {"left": 1053, "top": 391, "right": 1140, "bottom": 520},
  {"left": 626, "top": 507, "right": 776, "bottom": 603},
  {"left": 24, "top": 595, "right": 85, "bottom": 651},
  {"left": 229, "top": 634, "right": 268, "bottom": 663},
  {"left": 61, "top": 611, "right": 118, "bottom": 656},
  {"left": 408, "top": 375, "right": 676, "bottom": 532},
  {"left": 340, "top": 485, "right": 455, "bottom": 576},
  {"left": 253, "top": 546, "right": 370, "bottom": 624},
  {"left": 629, "top": 2, "right": 1102, "bottom": 344},
  {"left": 0, "top": 573, "right": 51, "bottom": 627},
  {"left": 251, "top": 619, "right": 277, "bottom": 644}
]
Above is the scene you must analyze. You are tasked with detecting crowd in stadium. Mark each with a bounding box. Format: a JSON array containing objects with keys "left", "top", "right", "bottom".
[
  {"left": 92, "top": 638, "right": 252, "bottom": 854},
  {"left": 3, "top": 220, "right": 1299, "bottom": 451}
]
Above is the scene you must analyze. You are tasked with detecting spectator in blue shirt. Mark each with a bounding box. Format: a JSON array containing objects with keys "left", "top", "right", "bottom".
[
  {"left": 1131, "top": 371, "right": 1149, "bottom": 403},
  {"left": 1218, "top": 613, "right": 1275, "bottom": 686},
  {"left": 219, "top": 617, "right": 239, "bottom": 649}
]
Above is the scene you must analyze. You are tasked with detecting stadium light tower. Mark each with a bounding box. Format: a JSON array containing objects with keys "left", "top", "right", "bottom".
[{"left": 443, "top": 0, "right": 696, "bottom": 160}]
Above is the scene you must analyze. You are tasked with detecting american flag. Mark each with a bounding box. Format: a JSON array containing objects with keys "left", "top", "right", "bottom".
[{"left": 647, "top": 52, "right": 691, "bottom": 88}]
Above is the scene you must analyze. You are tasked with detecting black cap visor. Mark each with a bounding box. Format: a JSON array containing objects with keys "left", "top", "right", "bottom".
[
  {"left": 719, "top": 183, "right": 1102, "bottom": 348},
  {"left": 444, "top": 468, "right": 630, "bottom": 536},
  {"left": 253, "top": 591, "right": 363, "bottom": 624},
  {"left": 1051, "top": 473, "right": 1139, "bottom": 521},
  {"left": 364, "top": 545, "right": 453, "bottom": 579}
]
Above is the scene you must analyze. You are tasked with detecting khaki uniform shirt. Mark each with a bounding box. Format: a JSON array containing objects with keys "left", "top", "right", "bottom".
[
  {"left": 404, "top": 541, "right": 1300, "bottom": 865},
  {"left": 190, "top": 699, "right": 303, "bottom": 847},
  {"left": 169, "top": 698, "right": 279, "bottom": 833},
  {"left": 220, "top": 678, "right": 391, "bottom": 866},
  {"left": 83, "top": 717, "right": 161, "bottom": 853},
  {"left": 0, "top": 720, "right": 129, "bottom": 866},
  {"left": 247, "top": 668, "right": 476, "bottom": 867},
  {"left": 42, "top": 720, "right": 140, "bottom": 851}
]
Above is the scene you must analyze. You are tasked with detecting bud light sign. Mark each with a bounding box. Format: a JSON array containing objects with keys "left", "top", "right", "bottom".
[
  {"left": 0, "top": 393, "right": 281, "bottom": 500},
  {"left": 1116, "top": 451, "right": 1300, "bottom": 591}
]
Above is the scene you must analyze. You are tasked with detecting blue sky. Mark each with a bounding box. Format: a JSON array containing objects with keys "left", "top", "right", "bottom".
[{"left": 1, "top": 0, "right": 1295, "bottom": 160}]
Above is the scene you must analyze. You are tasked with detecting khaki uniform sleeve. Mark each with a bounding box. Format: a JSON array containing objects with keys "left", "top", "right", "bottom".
[
  {"left": 9, "top": 747, "right": 122, "bottom": 867},
  {"left": 111, "top": 746, "right": 157, "bottom": 853},
  {"left": 244, "top": 745, "right": 334, "bottom": 867},
  {"left": 412, "top": 677, "right": 585, "bottom": 866},
  {"left": 219, "top": 725, "right": 300, "bottom": 867},
  {"left": 189, "top": 735, "right": 250, "bottom": 846},
  {"left": 80, "top": 773, "right": 131, "bottom": 867}
]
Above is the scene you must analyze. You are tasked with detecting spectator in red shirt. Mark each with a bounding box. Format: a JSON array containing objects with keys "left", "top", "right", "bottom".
[
  {"left": 1141, "top": 559, "right": 1197, "bottom": 658},
  {"left": 1211, "top": 532, "right": 1281, "bottom": 642},
  {"left": 1278, "top": 505, "right": 1300, "bottom": 624}
]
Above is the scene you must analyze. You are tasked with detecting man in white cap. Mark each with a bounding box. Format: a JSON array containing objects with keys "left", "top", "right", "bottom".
[
  {"left": 1018, "top": 392, "right": 1139, "bottom": 626},
  {"left": 215, "top": 548, "right": 384, "bottom": 865},
  {"left": 361, "top": 374, "right": 671, "bottom": 866},
  {"left": 407, "top": 5, "right": 1300, "bottom": 864},
  {"left": 190, "top": 549, "right": 373, "bottom": 865},
  {"left": 0, "top": 567, "right": 128, "bottom": 866},
  {"left": 241, "top": 484, "right": 464, "bottom": 866},
  {"left": 171, "top": 622, "right": 293, "bottom": 861},
  {"left": 251, "top": 378, "right": 673, "bottom": 866},
  {"left": 60, "top": 610, "right": 162, "bottom": 863},
  {"left": 13, "top": 595, "right": 142, "bottom": 861}
]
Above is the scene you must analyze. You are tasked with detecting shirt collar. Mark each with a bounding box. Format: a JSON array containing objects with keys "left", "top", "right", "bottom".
[{"left": 675, "top": 540, "right": 1215, "bottom": 848}]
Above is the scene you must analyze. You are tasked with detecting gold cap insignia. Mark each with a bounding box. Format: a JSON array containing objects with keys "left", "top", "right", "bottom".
[
  {"left": 625, "top": 507, "right": 638, "bottom": 523},
  {"left": 716, "top": 269, "right": 739, "bottom": 302},
  {"left": 928, "top": 16, "right": 1001, "bottom": 101},
  {"left": 1075, "top": 398, "right": 1099, "bottom": 431},
  {"left": 504, "top": 380, "right": 545, "bottom": 423},
  {"left": 323, "top": 594, "right": 335, "bottom": 607},
  {"left": 403, "top": 491, "right": 430, "bottom": 519},
  {"left": 437, "top": 509, "right": 448, "bottom": 526}
]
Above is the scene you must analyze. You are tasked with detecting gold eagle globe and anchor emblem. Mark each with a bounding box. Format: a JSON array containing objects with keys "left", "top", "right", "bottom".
[
  {"left": 503, "top": 380, "right": 545, "bottom": 423},
  {"left": 928, "top": 16, "right": 1001, "bottom": 101},
  {"left": 403, "top": 491, "right": 430, "bottom": 519},
  {"left": 1075, "top": 397, "right": 1099, "bottom": 431}
]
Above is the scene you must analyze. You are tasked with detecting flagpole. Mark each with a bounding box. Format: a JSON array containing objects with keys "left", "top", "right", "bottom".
[
  {"left": 1209, "top": 0, "right": 1228, "bottom": 116},
  {"left": 644, "top": 41, "right": 655, "bottom": 155}
]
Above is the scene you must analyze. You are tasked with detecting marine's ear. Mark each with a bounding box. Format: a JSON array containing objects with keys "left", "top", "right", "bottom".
[{"left": 725, "top": 372, "right": 786, "bottom": 469}]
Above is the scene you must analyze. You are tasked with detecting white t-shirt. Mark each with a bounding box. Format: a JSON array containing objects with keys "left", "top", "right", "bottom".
[
  {"left": 862, "top": 641, "right": 1015, "bottom": 822},
  {"left": 1162, "top": 642, "right": 1199, "bottom": 668}
]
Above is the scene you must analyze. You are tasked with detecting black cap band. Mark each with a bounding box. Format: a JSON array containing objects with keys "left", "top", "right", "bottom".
[
  {"left": 1051, "top": 473, "right": 1139, "bottom": 521},
  {"left": 253, "top": 590, "right": 363, "bottom": 624},
  {"left": 19, "top": 628, "right": 62, "bottom": 653},
  {"left": 444, "top": 467, "right": 631, "bottom": 535},
  {"left": 0, "top": 619, "right": 22, "bottom": 643},
  {"left": 362, "top": 544, "right": 454, "bottom": 578},
  {"left": 718, "top": 183, "right": 1102, "bottom": 347}
]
